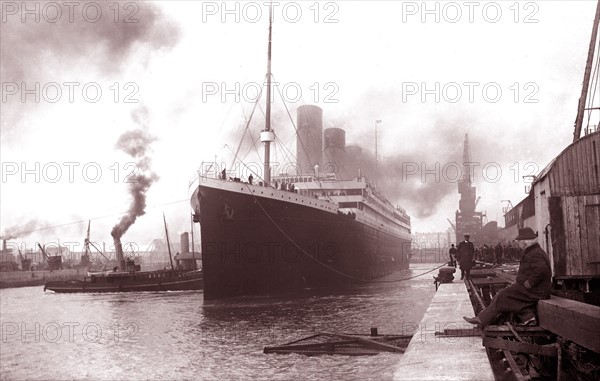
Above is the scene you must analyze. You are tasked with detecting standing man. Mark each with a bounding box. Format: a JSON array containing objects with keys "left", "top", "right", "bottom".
[
  {"left": 456, "top": 234, "right": 475, "bottom": 280},
  {"left": 495, "top": 242, "right": 503, "bottom": 265},
  {"left": 464, "top": 227, "right": 552, "bottom": 327},
  {"left": 449, "top": 244, "right": 457, "bottom": 267}
]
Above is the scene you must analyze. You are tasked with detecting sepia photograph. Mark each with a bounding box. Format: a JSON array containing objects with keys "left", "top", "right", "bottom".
[{"left": 1, "top": 1, "right": 599, "bottom": 380}]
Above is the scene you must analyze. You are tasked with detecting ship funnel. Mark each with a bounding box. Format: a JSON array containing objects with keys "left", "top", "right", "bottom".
[
  {"left": 345, "top": 145, "right": 363, "bottom": 179},
  {"left": 296, "top": 105, "right": 323, "bottom": 175},
  {"left": 113, "top": 237, "right": 125, "bottom": 270},
  {"left": 323, "top": 128, "right": 349, "bottom": 180},
  {"left": 180, "top": 232, "right": 189, "bottom": 253}
]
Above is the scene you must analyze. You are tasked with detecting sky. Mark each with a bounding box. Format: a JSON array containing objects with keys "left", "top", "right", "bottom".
[{"left": 1, "top": 0, "right": 599, "bottom": 254}]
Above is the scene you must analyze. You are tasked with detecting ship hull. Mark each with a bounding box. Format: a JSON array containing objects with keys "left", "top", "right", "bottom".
[
  {"left": 44, "top": 270, "right": 203, "bottom": 293},
  {"left": 197, "top": 182, "right": 410, "bottom": 299}
]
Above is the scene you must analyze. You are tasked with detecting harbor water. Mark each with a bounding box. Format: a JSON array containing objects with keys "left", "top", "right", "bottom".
[{"left": 0, "top": 264, "right": 439, "bottom": 381}]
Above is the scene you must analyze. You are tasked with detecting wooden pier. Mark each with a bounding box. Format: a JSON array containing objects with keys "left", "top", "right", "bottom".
[{"left": 393, "top": 281, "right": 494, "bottom": 380}]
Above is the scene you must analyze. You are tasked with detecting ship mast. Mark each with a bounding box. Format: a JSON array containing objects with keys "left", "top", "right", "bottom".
[
  {"left": 163, "top": 213, "right": 175, "bottom": 272},
  {"left": 573, "top": 0, "right": 600, "bottom": 142},
  {"left": 261, "top": 4, "right": 275, "bottom": 185}
]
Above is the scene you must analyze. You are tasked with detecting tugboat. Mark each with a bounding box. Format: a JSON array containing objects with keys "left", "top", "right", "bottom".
[{"left": 44, "top": 216, "right": 203, "bottom": 293}]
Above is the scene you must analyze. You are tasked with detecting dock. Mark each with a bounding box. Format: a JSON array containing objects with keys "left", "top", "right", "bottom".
[
  {"left": 0, "top": 269, "right": 86, "bottom": 289},
  {"left": 393, "top": 281, "right": 494, "bottom": 380}
]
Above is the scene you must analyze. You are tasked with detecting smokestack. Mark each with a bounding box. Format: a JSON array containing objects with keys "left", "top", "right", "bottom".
[
  {"left": 180, "top": 232, "right": 189, "bottom": 253},
  {"left": 296, "top": 105, "right": 323, "bottom": 175},
  {"left": 113, "top": 237, "right": 125, "bottom": 271},
  {"left": 2, "top": 240, "right": 6, "bottom": 253},
  {"left": 345, "top": 145, "right": 363, "bottom": 179},
  {"left": 323, "top": 128, "right": 349, "bottom": 180}
]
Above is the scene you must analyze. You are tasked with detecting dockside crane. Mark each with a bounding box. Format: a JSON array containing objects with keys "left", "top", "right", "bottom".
[{"left": 37, "top": 243, "right": 62, "bottom": 270}]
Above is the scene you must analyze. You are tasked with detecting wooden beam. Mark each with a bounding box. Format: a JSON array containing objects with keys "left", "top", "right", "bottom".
[
  {"left": 435, "top": 328, "right": 482, "bottom": 337},
  {"left": 325, "top": 332, "right": 405, "bottom": 353},
  {"left": 484, "top": 337, "right": 558, "bottom": 357},
  {"left": 502, "top": 350, "right": 527, "bottom": 381},
  {"left": 538, "top": 297, "right": 600, "bottom": 353}
]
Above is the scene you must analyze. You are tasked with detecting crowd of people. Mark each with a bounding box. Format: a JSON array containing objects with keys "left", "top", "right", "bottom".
[{"left": 448, "top": 239, "right": 527, "bottom": 269}]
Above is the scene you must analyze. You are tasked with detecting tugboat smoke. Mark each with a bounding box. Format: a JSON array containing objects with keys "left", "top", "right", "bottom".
[{"left": 110, "top": 124, "right": 158, "bottom": 240}]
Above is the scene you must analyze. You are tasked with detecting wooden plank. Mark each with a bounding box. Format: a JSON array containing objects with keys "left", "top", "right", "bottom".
[
  {"left": 265, "top": 348, "right": 380, "bottom": 356},
  {"left": 565, "top": 197, "right": 583, "bottom": 275},
  {"left": 264, "top": 340, "right": 356, "bottom": 352},
  {"left": 585, "top": 202, "right": 600, "bottom": 274},
  {"left": 577, "top": 141, "right": 585, "bottom": 193},
  {"left": 326, "top": 332, "right": 405, "bottom": 353},
  {"left": 549, "top": 197, "right": 567, "bottom": 276},
  {"left": 594, "top": 137, "right": 600, "bottom": 191},
  {"left": 538, "top": 296, "right": 600, "bottom": 353},
  {"left": 573, "top": 196, "right": 584, "bottom": 275},
  {"left": 578, "top": 196, "right": 590, "bottom": 276},
  {"left": 483, "top": 337, "right": 558, "bottom": 357},
  {"left": 280, "top": 333, "right": 321, "bottom": 346},
  {"left": 485, "top": 325, "right": 548, "bottom": 334},
  {"left": 584, "top": 137, "right": 594, "bottom": 192},
  {"left": 438, "top": 327, "right": 548, "bottom": 338},
  {"left": 502, "top": 350, "right": 526, "bottom": 381},
  {"left": 555, "top": 153, "right": 564, "bottom": 194},
  {"left": 578, "top": 139, "right": 587, "bottom": 192},
  {"left": 505, "top": 322, "right": 524, "bottom": 342},
  {"left": 589, "top": 135, "right": 598, "bottom": 191},
  {"left": 435, "top": 328, "right": 482, "bottom": 337},
  {"left": 573, "top": 141, "right": 582, "bottom": 194},
  {"left": 567, "top": 147, "right": 575, "bottom": 195}
]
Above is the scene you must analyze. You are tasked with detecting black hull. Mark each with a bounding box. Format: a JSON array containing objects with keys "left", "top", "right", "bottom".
[
  {"left": 44, "top": 271, "right": 203, "bottom": 293},
  {"left": 198, "top": 184, "right": 410, "bottom": 299}
]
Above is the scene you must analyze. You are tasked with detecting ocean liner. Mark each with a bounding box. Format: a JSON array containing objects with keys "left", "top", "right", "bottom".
[{"left": 191, "top": 14, "right": 411, "bottom": 300}]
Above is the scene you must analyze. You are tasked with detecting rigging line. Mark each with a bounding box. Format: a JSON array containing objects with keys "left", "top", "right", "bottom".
[
  {"left": 272, "top": 74, "right": 316, "bottom": 173},
  {"left": 277, "top": 132, "right": 301, "bottom": 167},
  {"left": 238, "top": 130, "right": 263, "bottom": 169},
  {"left": 238, "top": 130, "right": 256, "bottom": 162},
  {"left": 224, "top": 144, "right": 267, "bottom": 184},
  {"left": 243, "top": 182, "right": 433, "bottom": 283},
  {"left": 370, "top": 263, "right": 447, "bottom": 283},
  {"left": 2, "top": 199, "right": 190, "bottom": 238},
  {"left": 273, "top": 134, "right": 295, "bottom": 169},
  {"left": 216, "top": 94, "right": 238, "bottom": 135},
  {"left": 230, "top": 78, "right": 265, "bottom": 170}
]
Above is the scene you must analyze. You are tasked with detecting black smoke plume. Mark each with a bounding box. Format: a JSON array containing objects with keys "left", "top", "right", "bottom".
[
  {"left": 110, "top": 112, "right": 158, "bottom": 239},
  {"left": 1, "top": 219, "right": 48, "bottom": 240},
  {"left": 1, "top": 1, "right": 180, "bottom": 138}
]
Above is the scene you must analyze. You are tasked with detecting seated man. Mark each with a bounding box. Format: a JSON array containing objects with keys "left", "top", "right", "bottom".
[{"left": 464, "top": 227, "right": 552, "bottom": 327}]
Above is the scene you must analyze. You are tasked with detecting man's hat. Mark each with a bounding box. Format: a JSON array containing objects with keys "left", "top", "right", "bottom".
[{"left": 515, "top": 227, "right": 538, "bottom": 240}]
